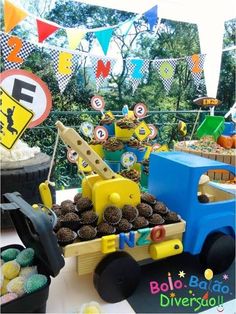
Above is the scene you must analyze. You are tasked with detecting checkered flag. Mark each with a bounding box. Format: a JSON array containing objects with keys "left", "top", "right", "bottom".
[
  {"left": 186, "top": 54, "right": 205, "bottom": 89},
  {"left": 90, "top": 55, "right": 116, "bottom": 91},
  {"left": 153, "top": 59, "right": 177, "bottom": 93},
  {"left": 126, "top": 58, "right": 149, "bottom": 94},
  {"left": 0, "top": 33, "right": 35, "bottom": 70},
  {"left": 50, "top": 50, "right": 80, "bottom": 93}
]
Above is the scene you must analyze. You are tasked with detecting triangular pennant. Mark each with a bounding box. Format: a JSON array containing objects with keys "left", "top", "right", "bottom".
[
  {"left": 90, "top": 55, "right": 116, "bottom": 91},
  {"left": 153, "top": 59, "right": 177, "bottom": 93},
  {"left": 36, "top": 19, "right": 59, "bottom": 43},
  {"left": 186, "top": 54, "right": 205, "bottom": 89},
  {"left": 95, "top": 28, "right": 113, "bottom": 55},
  {"left": 127, "top": 58, "right": 149, "bottom": 94},
  {"left": 4, "top": 0, "right": 28, "bottom": 33},
  {"left": 144, "top": 5, "right": 158, "bottom": 31},
  {"left": 66, "top": 28, "right": 85, "bottom": 50},
  {"left": 1, "top": 33, "right": 35, "bottom": 70},
  {"left": 118, "top": 19, "right": 134, "bottom": 36},
  {"left": 50, "top": 50, "right": 80, "bottom": 93}
]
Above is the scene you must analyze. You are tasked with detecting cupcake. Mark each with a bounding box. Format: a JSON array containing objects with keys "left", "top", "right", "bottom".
[
  {"left": 103, "top": 137, "right": 125, "bottom": 161},
  {"left": 148, "top": 214, "right": 165, "bottom": 227},
  {"left": 100, "top": 113, "right": 115, "bottom": 136},
  {"left": 77, "top": 225, "right": 97, "bottom": 241},
  {"left": 116, "top": 117, "right": 137, "bottom": 130},
  {"left": 76, "top": 197, "right": 93, "bottom": 213},
  {"left": 126, "top": 139, "right": 147, "bottom": 162},
  {"left": 97, "top": 222, "right": 116, "bottom": 236},
  {"left": 153, "top": 201, "right": 168, "bottom": 215},
  {"left": 89, "top": 139, "right": 105, "bottom": 158},
  {"left": 120, "top": 169, "right": 140, "bottom": 183},
  {"left": 132, "top": 216, "right": 149, "bottom": 230},
  {"left": 56, "top": 227, "right": 77, "bottom": 246},
  {"left": 61, "top": 212, "right": 81, "bottom": 231},
  {"left": 198, "top": 194, "right": 210, "bottom": 203},
  {"left": 74, "top": 192, "right": 82, "bottom": 204},
  {"left": 61, "top": 200, "right": 76, "bottom": 215},
  {"left": 80, "top": 210, "right": 98, "bottom": 226},
  {"left": 163, "top": 211, "right": 180, "bottom": 224},
  {"left": 115, "top": 117, "right": 137, "bottom": 141},
  {"left": 116, "top": 218, "right": 133, "bottom": 233},
  {"left": 141, "top": 192, "right": 156, "bottom": 205},
  {"left": 103, "top": 206, "right": 122, "bottom": 225},
  {"left": 122, "top": 205, "right": 139, "bottom": 222},
  {"left": 137, "top": 203, "right": 153, "bottom": 218}
]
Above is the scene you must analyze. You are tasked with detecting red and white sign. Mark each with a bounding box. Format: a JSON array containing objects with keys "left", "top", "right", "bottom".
[
  {"left": 94, "top": 126, "right": 108, "bottom": 141},
  {"left": 152, "top": 143, "right": 161, "bottom": 152},
  {"left": 134, "top": 103, "right": 147, "bottom": 118},
  {"left": 67, "top": 148, "right": 78, "bottom": 163},
  {"left": 91, "top": 95, "right": 105, "bottom": 111},
  {"left": 0, "top": 69, "right": 52, "bottom": 128},
  {"left": 148, "top": 124, "right": 158, "bottom": 139}
]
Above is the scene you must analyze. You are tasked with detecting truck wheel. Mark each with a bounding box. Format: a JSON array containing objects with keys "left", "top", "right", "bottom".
[
  {"left": 93, "top": 251, "right": 141, "bottom": 303},
  {"left": 200, "top": 232, "right": 235, "bottom": 274}
]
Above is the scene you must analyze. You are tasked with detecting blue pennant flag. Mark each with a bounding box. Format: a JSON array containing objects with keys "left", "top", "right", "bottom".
[
  {"left": 144, "top": 5, "right": 158, "bottom": 31},
  {"left": 95, "top": 28, "right": 113, "bottom": 55}
]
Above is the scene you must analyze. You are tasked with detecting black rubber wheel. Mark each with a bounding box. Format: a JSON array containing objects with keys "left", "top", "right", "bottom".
[
  {"left": 1, "top": 152, "right": 55, "bottom": 229},
  {"left": 199, "top": 232, "right": 235, "bottom": 274},
  {"left": 93, "top": 251, "right": 141, "bottom": 303}
]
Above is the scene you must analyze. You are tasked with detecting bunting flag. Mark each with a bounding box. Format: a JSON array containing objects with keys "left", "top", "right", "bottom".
[
  {"left": 4, "top": 0, "right": 28, "bottom": 33},
  {"left": 153, "top": 59, "right": 177, "bottom": 93},
  {"left": 144, "top": 5, "right": 158, "bottom": 31},
  {"left": 66, "top": 28, "right": 85, "bottom": 50},
  {"left": 36, "top": 19, "right": 59, "bottom": 43},
  {"left": 90, "top": 56, "right": 116, "bottom": 91},
  {"left": 0, "top": 33, "right": 35, "bottom": 70},
  {"left": 186, "top": 54, "right": 205, "bottom": 89},
  {"left": 51, "top": 50, "right": 80, "bottom": 93},
  {"left": 117, "top": 19, "right": 134, "bottom": 36},
  {"left": 127, "top": 58, "right": 149, "bottom": 94},
  {"left": 95, "top": 28, "right": 113, "bottom": 55}
]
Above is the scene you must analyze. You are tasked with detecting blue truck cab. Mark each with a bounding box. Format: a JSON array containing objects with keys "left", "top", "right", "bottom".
[{"left": 149, "top": 151, "right": 235, "bottom": 273}]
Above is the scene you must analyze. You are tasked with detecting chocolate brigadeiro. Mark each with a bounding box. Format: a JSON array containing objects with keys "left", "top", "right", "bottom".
[
  {"left": 52, "top": 204, "right": 62, "bottom": 216},
  {"left": 74, "top": 192, "right": 82, "bottom": 204},
  {"left": 80, "top": 210, "right": 98, "bottom": 226},
  {"left": 137, "top": 203, "right": 153, "bottom": 218},
  {"left": 97, "top": 222, "right": 116, "bottom": 236},
  {"left": 132, "top": 216, "right": 149, "bottom": 230},
  {"left": 148, "top": 214, "right": 165, "bottom": 227},
  {"left": 153, "top": 201, "right": 168, "bottom": 215},
  {"left": 122, "top": 205, "right": 139, "bottom": 222},
  {"left": 53, "top": 215, "right": 65, "bottom": 232},
  {"left": 117, "top": 218, "right": 132, "bottom": 233},
  {"left": 56, "top": 227, "right": 77, "bottom": 246},
  {"left": 103, "top": 206, "right": 122, "bottom": 225},
  {"left": 141, "top": 192, "right": 157, "bottom": 205},
  {"left": 77, "top": 225, "right": 97, "bottom": 241},
  {"left": 61, "top": 212, "right": 81, "bottom": 231},
  {"left": 198, "top": 194, "right": 210, "bottom": 203},
  {"left": 60, "top": 200, "right": 76, "bottom": 215},
  {"left": 163, "top": 211, "right": 180, "bottom": 224},
  {"left": 76, "top": 197, "right": 93, "bottom": 213}
]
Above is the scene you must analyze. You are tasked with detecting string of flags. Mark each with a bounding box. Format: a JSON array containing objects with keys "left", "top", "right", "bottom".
[{"left": 0, "top": 32, "right": 206, "bottom": 94}]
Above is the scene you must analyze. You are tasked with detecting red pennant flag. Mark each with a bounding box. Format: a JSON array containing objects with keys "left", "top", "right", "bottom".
[
  {"left": 202, "top": 291, "right": 209, "bottom": 300},
  {"left": 36, "top": 19, "right": 59, "bottom": 43}
]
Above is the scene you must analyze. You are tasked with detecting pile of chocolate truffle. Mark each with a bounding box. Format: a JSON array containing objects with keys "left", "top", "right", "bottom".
[
  {"left": 53, "top": 192, "right": 181, "bottom": 245},
  {"left": 0, "top": 248, "right": 48, "bottom": 305}
]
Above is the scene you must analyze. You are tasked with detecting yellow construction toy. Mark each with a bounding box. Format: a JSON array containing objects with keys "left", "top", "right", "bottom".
[{"left": 55, "top": 121, "right": 140, "bottom": 222}]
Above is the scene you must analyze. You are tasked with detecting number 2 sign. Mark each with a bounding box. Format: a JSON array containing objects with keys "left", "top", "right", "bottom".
[
  {"left": 134, "top": 103, "right": 147, "bottom": 118},
  {"left": 94, "top": 126, "right": 108, "bottom": 141}
]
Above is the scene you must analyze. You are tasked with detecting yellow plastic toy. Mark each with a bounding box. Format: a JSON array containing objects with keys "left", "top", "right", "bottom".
[
  {"left": 39, "top": 181, "right": 53, "bottom": 209},
  {"left": 149, "top": 239, "right": 183, "bottom": 260},
  {"left": 55, "top": 121, "right": 141, "bottom": 222}
]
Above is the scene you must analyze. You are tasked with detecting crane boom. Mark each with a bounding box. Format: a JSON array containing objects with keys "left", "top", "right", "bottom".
[{"left": 55, "top": 121, "right": 117, "bottom": 180}]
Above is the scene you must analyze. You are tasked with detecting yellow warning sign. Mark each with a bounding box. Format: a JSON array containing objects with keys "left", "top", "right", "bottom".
[
  {"left": 134, "top": 121, "right": 151, "bottom": 141},
  {"left": 0, "top": 87, "right": 34, "bottom": 150}
]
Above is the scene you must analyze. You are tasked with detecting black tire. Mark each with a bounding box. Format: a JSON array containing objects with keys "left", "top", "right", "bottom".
[
  {"left": 199, "top": 232, "right": 235, "bottom": 274},
  {"left": 1, "top": 153, "right": 55, "bottom": 229},
  {"left": 93, "top": 251, "right": 141, "bottom": 303}
]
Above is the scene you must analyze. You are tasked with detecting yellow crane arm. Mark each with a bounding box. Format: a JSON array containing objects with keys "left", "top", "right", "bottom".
[{"left": 55, "top": 121, "right": 117, "bottom": 180}]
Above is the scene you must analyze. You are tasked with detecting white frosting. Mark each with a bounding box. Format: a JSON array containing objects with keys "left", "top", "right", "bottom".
[{"left": 0, "top": 140, "right": 41, "bottom": 162}]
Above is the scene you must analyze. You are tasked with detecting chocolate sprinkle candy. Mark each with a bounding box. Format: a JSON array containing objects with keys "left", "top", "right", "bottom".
[
  {"left": 137, "top": 203, "right": 153, "bottom": 218},
  {"left": 103, "top": 206, "right": 122, "bottom": 225},
  {"left": 141, "top": 192, "right": 156, "bottom": 205},
  {"left": 122, "top": 205, "right": 139, "bottom": 222}
]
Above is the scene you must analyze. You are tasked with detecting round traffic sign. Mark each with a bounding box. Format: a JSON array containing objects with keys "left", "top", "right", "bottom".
[
  {"left": 152, "top": 143, "right": 161, "bottom": 152},
  {"left": 91, "top": 95, "right": 105, "bottom": 111},
  {"left": 80, "top": 122, "right": 94, "bottom": 138},
  {"left": 0, "top": 69, "right": 52, "bottom": 128},
  {"left": 148, "top": 124, "right": 158, "bottom": 139},
  {"left": 94, "top": 126, "right": 108, "bottom": 141},
  {"left": 134, "top": 103, "right": 147, "bottom": 118},
  {"left": 121, "top": 152, "right": 137, "bottom": 168},
  {"left": 67, "top": 148, "right": 78, "bottom": 163}
]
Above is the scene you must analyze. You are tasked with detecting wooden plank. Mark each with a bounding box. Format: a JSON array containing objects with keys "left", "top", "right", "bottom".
[{"left": 222, "top": 155, "right": 231, "bottom": 180}]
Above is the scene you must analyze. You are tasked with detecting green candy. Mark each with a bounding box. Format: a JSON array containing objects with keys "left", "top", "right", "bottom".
[
  {"left": 16, "top": 248, "right": 35, "bottom": 267},
  {"left": 1, "top": 248, "right": 20, "bottom": 262},
  {"left": 24, "top": 274, "right": 48, "bottom": 294}
]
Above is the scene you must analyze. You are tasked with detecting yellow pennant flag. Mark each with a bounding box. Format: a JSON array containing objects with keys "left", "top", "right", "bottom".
[
  {"left": 4, "top": 0, "right": 28, "bottom": 33},
  {"left": 66, "top": 28, "right": 85, "bottom": 50}
]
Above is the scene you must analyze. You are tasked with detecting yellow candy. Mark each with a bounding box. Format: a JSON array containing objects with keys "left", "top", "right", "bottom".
[
  {"left": 2, "top": 261, "right": 20, "bottom": 280},
  {"left": 0, "top": 278, "right": 10, "bottom": 296},
  {"left": 7, "top": 276, "right": 25, "bottom": 296}
]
